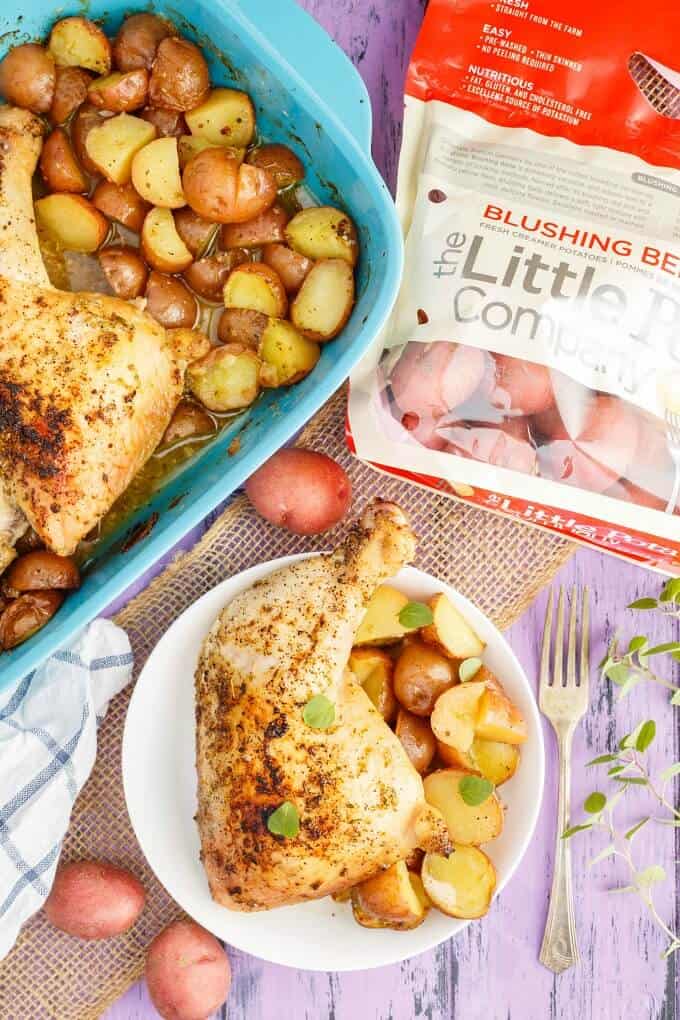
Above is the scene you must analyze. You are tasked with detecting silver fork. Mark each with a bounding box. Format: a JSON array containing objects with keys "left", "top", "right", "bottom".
[
  {"left": 538, "top": 586, "right": 590, "bottom": 974},
  {"left": 664, "top": 408, "right": 680, "bottom": 515}
]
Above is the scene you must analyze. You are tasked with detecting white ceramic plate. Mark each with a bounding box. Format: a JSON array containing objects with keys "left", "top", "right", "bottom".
[{"left": 123, "top": 556, "right": 544, "bottom": 971}]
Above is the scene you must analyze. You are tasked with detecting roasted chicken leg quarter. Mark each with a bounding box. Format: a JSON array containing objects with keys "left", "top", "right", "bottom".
[
  {"left": 195, "top": 500, "right": 451, "bottom": 911},
  {"left": 0, "top": 105, "right": 194, "bottom": 557}
]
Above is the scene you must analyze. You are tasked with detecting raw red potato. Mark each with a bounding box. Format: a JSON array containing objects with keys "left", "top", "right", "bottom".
[
  {"left": 390, "top": 341, "right": 487, "bottom": 420},
  {"left": 145, "top": 920, "right": 231, "bottom": 1020},
  {"left": 246, "top": 448, "right": 352, "bottom": 534},
  {"left": 443, "top": 421, "right": 537, "bottom": 475},
  {"left": 399, "top": 412, "right": 448, "bottom": 452},
  {"left": 44, "top": 860, "right": 145, "bottom": 939},
  {"left": 490, "top": 354, "right": 554, "bottom": 415}
]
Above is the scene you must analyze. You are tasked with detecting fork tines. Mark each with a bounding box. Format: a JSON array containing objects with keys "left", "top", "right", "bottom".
[{"left": 540, "top": 586, "right": 590, "bottom": 693}]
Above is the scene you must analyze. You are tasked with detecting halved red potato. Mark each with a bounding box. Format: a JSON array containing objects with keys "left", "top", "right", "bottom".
[
  {"left": 87, "top": 68, "right": 148, "bottom": 112},
  {"left": 285, "top": 206, "right": 358, "bottom": 265},
  {"left": 422, "top": 846, "right": 496, "bottom": 919},
  {"left": 491, "top": 355, "right": 554, "bottom": 415},
  {"left": 145, "top": 273, "right": 198, "bottom": 329},
  {"left": 475, "top": 686, "right": 527, "bottom": 745},
  {"left": 393, "top": 641, "right": 454, "bottom": 717},
  {"left": 185, "top": 87, "right": 255, "bottom": 148},
  {"left": 140, "top": 105, "right": 186, "bottom": 138},
  {"left": 262, "top": 242, "right": 313, "bottom": 294},
  {"left": 131, "top": 136, "right": 184, "bottom": 207},
  {"left": 390, "top": 342, "right": 488, "bottom": 419},
  {"left": 258, "top": 317, "right": 320, "bottom": 387},
  {"left": 50, "top": 66, "right": 92, "bottom": 124},
  {"left": 162, "top": 400, "right": 216, "bottom": 445},
  {"left": 98, "top": 245, "right": 148, "bottom": 299},
  {"left": 177, "top": 135, "right": 245, "bottom": 169},
  {"left": 71, "top": 104, "right": 109, "bottom": 175},
  {"left": 40, "top": 128, "right": 88, "bottom": 194},
  {"left": 35, "top": 194, "right": 109, "bottom": 253},
  {"left": 217, "top": 308, "right": 268, "bottom": 349},
  {"left": 184, "top": 252, "right": 247, "bottom": 303},
  {"left": 421, "top": 593, "right": 485, "bottom": 659},
  {"left": 354, "top": 585, "right": 410, "bottom": 645},
  {"left": 174, "top": 207, "right": 218, "bottom": 257},
  {"left": 395, "top": 708, "right": 436, "bottom": 774},
  {"left": 247, "top": 144, "right": 304, "bottom": 189},
  {"left": 0, "top": 43, "right": 55, "bottom": 114},
  {"left": 223, "top": 263, "right": 287, "bottom": 318},
  {"left": 183, "top": 148, "right": 277, "bottom": 223},
  {"left": 148, "top": 37, "right": 210, "bottom": 111},
  {"left": 291, "top": 258, "right": 354, "bottom": 341},
  {"left": 423, "top": 768, "right": 504, "bottom": 845},
  {"left": 187, "top": 344, "right": 261, "bottom": 412},
  {"left": 141, "top": 207, "right": 194, "bottom": 273},
  {"left": 430, "top": 681, "right": 487, "bottom": 752},
  {"left": 112, "top": 13, "right": 175, "bottom": 72},
  {"left": 348, "top": 647, "right": 397, "bottom": 723},
  {"left": 92, "top": 180, "right": 149, "bottom": 233},
  {"left": 85, "top": 113, "right": 157, "bottom": 184},
  {"left": 48, "top": 17, "right": 112, "bottom": 74},
  {"left": 220, "top": 204, "right": 289, "bottom": 249},
  {"left": 351, "top": 861, "right": 428, "bottom": 930},
  {"left": 437, "top": 736, "right": 520, "bottom": 786}
]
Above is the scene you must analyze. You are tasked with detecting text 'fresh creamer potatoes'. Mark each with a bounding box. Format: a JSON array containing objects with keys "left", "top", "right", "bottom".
[{"left": 348, "top": 0, "right": 680, "bottom": 573}]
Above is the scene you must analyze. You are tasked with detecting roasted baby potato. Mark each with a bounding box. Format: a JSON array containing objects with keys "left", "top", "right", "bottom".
[
  {"left": 430, "top": 681, "right": 487, "bottom": 752},
  {"left": 185, "top": 87, "right": 255, "bottom": 148},
  {"left": 187, "top": 344, "right": 261, "bottom": 412},
  {"left": 262, "top": 242, "right": 313, "bottom": 294},
  {"left": 71, "top": 104, "right": 108, "bottom": 175},
  {"left": 395, "top": 708, "right": 436, "bottom": 774},
  {"left": 35, "top": 193, "right": 109, "bottom": 253},
  {"left": 40, "top": 128, "right": 88, "bottom": 194},
  {"left": 437, "top": 736, "right": 520, "bottom": 786},
  {"left": 4, "top": 551, "right": 79, "bottom": 593},
  {"left": 145, "top": 271, "right": 198, "bottom": 329},
  {"left": 92, "top": 180, "right": 149, "bottom": 232},
  {"left": 291, "top": 258, "right": 354, "bottom": 341},
  {"left": 141, "top": 207, "right": 193, "bottom": 273},
  {"left": 162, "top": 400, "right": 215, "bottom": 445},
  {"left": 247, "top": 143, "right": 304, "bottom": 189},
  {"left": 184, "top": 252, "right": 246, "bottom": 303},
  {"left": 223, "top": 263, "right": 288, "bottom": 318},
  {"left": 0, "top": 591, "right": 64, "bottom": 650},
  {"left": 177, "top": 134, "right": 245, "bottom": 169},
  {"left": 149, "top": 37, "right": 210, "bottom": 111},
  {"left": 131, "top": 136, "right": 185, "bottom": 207},
  {"left": 421, "top": 593, "right": 486, "bottom": 659},
  {"left": 140, "top": 105, "right": 187, "bottom": 138},
  {"left": 98, "top": 245, "right": 148, "bottom": 299},
  {"left": 421, "top": 846, "right": 496, "bottom": 919},
  {"left": 217, "top": 307, "right": 268, "bottom": 348},
  {"left": 183, "top": 147, "right": 277, "bottom": 224},
  {"left": 50, "top": 66, "right": 93, "bottom": 124},
  {"left": 423, "top": 768, "right": 503, "bottom": 846},
  {"left": 85, "top": 112, "right": 157, "bottom": 184},
  {"left": 0, "top": 43, "right": 55, "bottom": 114},
  {"left": 112, "top": 13, "right": 174, "bottom": 72},
  {"left": 44, "top": 860, "right": 145, "bottom": 939},
  {"left": 173, "top": 207, "right": 218, "bottom": 257},
  {"left": 351, "top": 861, "right": 428, "bottom": 930},
  {"left": 354, "top": 585, "right": 410, "bottom": 645},
  {"left": 258, "top": 317, "right": 320, "bottom": 387},
  {"left": 393, "top": 640, "right": 454, "bottom": 717},
  {"left": 220, "top": 204, "right": 289, "bottom": 249},
  {"left": 475, "top": 685, "right": 527, "bottom": 745},
  {"left": 87, "top": 68, "right": 149, "bottom": 112},
  {"left": 48, "top": 17, "right": 112, "bottom": 75},
  {"left": 348, "top": 647, "right": 397, "bottom": 724},
  {"left": 285, "top": 205, "right": 358, "bottom": 265},
  {"left": 167, "top": 328, "right": 211, "bottom": 366}
]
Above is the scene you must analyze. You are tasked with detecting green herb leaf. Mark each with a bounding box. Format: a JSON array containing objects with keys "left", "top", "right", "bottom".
[
  {"left": 589, "top": 844, "right": 616, "bottom": 867},
  {"left": 628, "top": 636, "right": 649, "bottom": 654},
  {"left": 636, "top": 865, "right": 666, "bottom": 887},
  {"left": 660, "top": 762, "right": 680, "bottom": 782},
  {"left": 614, "top": 776, "right": 648, "bottom": 786},
  {"left": 609, "top": 884, "right": 637, "bottom": 895},
  {"left": 625, "top": 817, "right": 650, "bottom": 841},
  {"left": 660, "top": 578, "right": 680, "bottom": 601},
  {"left": 662, "top": 940, "right": 680, "bottom": 959},
  {"left": 620, "top": 722, "right": 644, "bottom": 749},
  {"left": 670, "top": 689, "right": 680, "bottom": 706},
  {"left": 267, "top": 801, "right": 300, "bottom": 838},
  {"left": 628, "top": 598, "right": 658, "bottom": 610},
  {"left": 608, "top": 765, "right": 626, "bottom": 776},
  {"left": 398, "top": 601, "right": 434, "bottom": 629},
  {"left": 605, "top": 663, "right": 636, "bottom": 690},
  {"left": 302, "top": 694, "right": 335, "bottom": 730},
  {"left": 458, "top": 657, "right": 483, "bottom": 683},
  {"left": 562, "top": 823, "right": 592, "bottom": 838},
  {"left": 635, "top": 720, "right": 656, "bottom": 752},
  {"left": 587, "top": 753, "right": 619, "bottom": 766},
  {"left": 584, "top": 792, "right": 607, "bottom": 814},
  {"left": 458, "top": 775, "right": 494, "bottom": 806},
  {"left": 644, "top": 642, "right": 680, "bottom": 657}
]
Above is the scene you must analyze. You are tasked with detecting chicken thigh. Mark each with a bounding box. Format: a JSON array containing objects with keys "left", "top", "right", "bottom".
[
  {"left": 195, "top": 500, "right": 450, "bottom": 911},
  {"left": 0, "top": 106, "right": 191, "bottom": 556}
]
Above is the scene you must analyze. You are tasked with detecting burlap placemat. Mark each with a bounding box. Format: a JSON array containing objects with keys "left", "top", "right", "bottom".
[{"left": 0, "top": 388, "right": 573, "bottom": 1019}]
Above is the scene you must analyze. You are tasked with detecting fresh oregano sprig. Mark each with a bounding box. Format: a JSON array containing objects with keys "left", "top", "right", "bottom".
[{"left": 629, "top": 577, "right": 680, "bottom": 620}]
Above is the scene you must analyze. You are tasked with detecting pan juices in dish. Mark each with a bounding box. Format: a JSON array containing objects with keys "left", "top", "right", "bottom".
[{"left": 195, "top": 501, "right": 528, "bottom": 930}]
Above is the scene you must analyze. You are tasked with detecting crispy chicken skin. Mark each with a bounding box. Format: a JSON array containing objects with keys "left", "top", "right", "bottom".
[
  {"left": 0, "top": 106, "right": 190, "bottom": 556},
  {"left": 195, "top": 500, "right": 451, "bottom": 911}
]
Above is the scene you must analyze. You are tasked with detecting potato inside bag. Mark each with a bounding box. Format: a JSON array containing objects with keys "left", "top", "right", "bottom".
[{"left": 348, "top": 0, "right": 680, "bottom": 573}]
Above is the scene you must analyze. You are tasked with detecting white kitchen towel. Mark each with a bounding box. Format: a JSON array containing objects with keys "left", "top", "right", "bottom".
[{"left": 0, "top": 619, "right": 133, "bottom": 959}]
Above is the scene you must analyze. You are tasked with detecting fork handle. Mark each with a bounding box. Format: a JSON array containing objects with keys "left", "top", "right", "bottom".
[
  {"left": 665, "top": 461, "right": 680, "bottom": 515},
  {"left": 539, "top": 724, "right": 580, "bottom": 974}
]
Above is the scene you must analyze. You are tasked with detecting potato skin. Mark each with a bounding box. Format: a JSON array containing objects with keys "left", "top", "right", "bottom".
[
  {"left": 145, "top": 920, "right": 231, "bottom": 1020},
  {"left": 0, "top": 591, "right": 64, "bottom": 649},
  {"left": 183, "top": 148, "right": 277, "bottom": 224},
  {"left": 72, "top": 104, "right": 108, "bottom": 175},
  {"left": 145, "top": 272, "right": 197, "bottom": 329},
  {"left": 40, "top": 128, "right": 88, "bottom": 194},
  {"left": 173, "top": 207, "right": 217, "bottom": 256},
  {"left": 44, "top": 860, "right": 145, "bottom": 939},
  {"left": 246, "top": 143, "right": 304, "bottom": 189},
  {"left": 162, "top": 400, "right": 215, "bottom": 445},
  {"left": 217, "top": 307, "right": 267, "bottom": 348},
  {"left": 183, "top": 251, "right": 247, "bottom": 303},
  {"left": 4, "top": 550, "right": 79, "bottom": 592},
  {"left": 393, "top": 641, "right": 454, "bottom": 717},
  {"left": 92, "top": 180, "right": 149, "bottom": 232},
  {"left": 149, "top": 37, "right": 210, "bottom": 112},
  {"left": 50, "top": 66, "right": 93, "bottom": 124},
  {"left": 246, "top": 449, "right": 352, "bottom": 534},
  {"left": 99, "top": 245, "right": 149, "bottom": 299},
  {"left": 113, "top": 13, "right": 174, "bottom": 72},
  {"left": 262, "top": 242, "right": 313, "bottom": 294},
  {"left": 220, "top": 203, "right": 289, "bottom": 249},
  {"left": 88, "top": 68, "right": 149, "bottom": 112},
  {"left": 0, "top": 43, "right": 56, "bottom": 113},
  {"left": 395, "top": 708, "right": 436, "bottom": 774},
  {"left": 141, "top": 105, "right": 187, "bottom": 138}
]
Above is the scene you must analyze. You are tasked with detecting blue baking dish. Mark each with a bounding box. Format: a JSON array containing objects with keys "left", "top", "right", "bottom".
[{"left": 0, "top": 0, "right": 403, "bottom": 688}]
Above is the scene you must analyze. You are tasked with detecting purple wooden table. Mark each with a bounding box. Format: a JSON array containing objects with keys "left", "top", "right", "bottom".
[{"left": 105, "top": 2, "right": 680, "bottom": 1017}]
